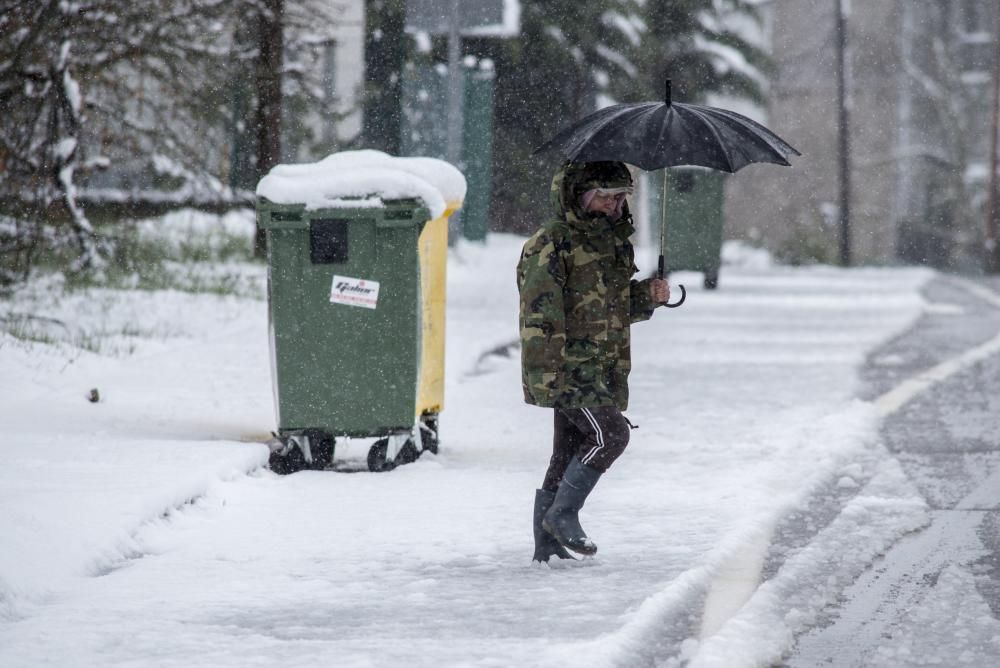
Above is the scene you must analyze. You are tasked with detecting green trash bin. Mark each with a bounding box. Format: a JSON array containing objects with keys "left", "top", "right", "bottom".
[
  {"left": 255, "top": 150, "right": 465, "bottom": 474},
  {"left": 661, "top": 168, "right": 726, "bottom": 289},
  {"left": 258, "top": 198, "right": 432, "bottom": 473}
]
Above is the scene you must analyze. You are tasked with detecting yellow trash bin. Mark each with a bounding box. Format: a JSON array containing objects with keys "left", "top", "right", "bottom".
[{"left": 416, "top": 202, "right": 458, "bottom": 422}]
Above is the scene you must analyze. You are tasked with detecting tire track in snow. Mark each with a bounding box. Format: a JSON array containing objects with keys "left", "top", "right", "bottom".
[
  {"left": 88, "top": 463, "right": 271, "bottom": 579},
  {"left": 0, "top": 459, "right": 268, "bottom": 624},
  {"left": 88, "top": 469, "right": 265, "bottom": 579}
]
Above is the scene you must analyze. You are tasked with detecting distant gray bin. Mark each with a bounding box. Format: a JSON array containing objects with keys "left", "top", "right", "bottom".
[{"left": 659, "top": 168, "right": 725, "bottom": 289}]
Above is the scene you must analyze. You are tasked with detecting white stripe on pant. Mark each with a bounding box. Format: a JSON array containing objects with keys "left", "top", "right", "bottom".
[
  {"left": 580, "top": 407, "right": 606, "bottom": 465},
  {"left": 542, "top": 406, "right": 632, "bottom": 491}
]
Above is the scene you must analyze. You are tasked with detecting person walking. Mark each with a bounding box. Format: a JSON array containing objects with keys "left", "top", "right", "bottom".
[{"left": 518, "top": 161, "right": 670, "bottom": 563}]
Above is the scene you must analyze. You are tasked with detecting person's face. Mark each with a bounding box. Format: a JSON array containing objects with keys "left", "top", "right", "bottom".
[{"left": 586, "top": 190, "right": 627, "bottom": 216}]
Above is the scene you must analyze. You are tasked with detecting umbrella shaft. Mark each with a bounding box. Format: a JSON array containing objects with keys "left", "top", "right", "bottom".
[{"left": 659, "top": 170, "right": 668, "bottom": 279}]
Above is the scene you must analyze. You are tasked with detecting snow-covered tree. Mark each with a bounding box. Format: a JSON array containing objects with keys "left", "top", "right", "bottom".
[
  {"left": 477, "top": 0, "right": 766, "bottom": 234},
  {"left": 893, "top": 0, "right": 995, "bottom": 268},
  {"left": 0, "top": 0, "right": 123, "bottom": 281},
  {"left": 0, "top": 0, "right": 346, "bottom": 287},
  {"left": 629, "top": 0, "right": 767, "bottom": 105}
]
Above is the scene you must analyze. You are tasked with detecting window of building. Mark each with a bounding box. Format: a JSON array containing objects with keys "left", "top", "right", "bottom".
[{"left": 961, "top": 0, "right": 990, "bottom": 34}]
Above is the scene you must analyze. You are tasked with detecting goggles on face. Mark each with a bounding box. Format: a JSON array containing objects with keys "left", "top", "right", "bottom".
[{"left": 592, "top": 186, "right": 634, "bottom": 196}]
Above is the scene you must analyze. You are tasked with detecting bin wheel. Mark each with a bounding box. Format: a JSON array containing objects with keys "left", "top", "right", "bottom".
[
  {"left": 704, "top": 270, "right": 719, "bottom": 290},
  {"left": 269, "top": 445, "right": 307, "bottom": 475},
  {"left": 367, "top": 438, "right": 420, "bottom": 472},
  {"left": 306, "top": 432, "right": 335, "bottom": 470},
  {"left": 397, "top": 439, "right": 420, "bottom": 465},
  {"left": 420, "top": 416, "right": 440, "bottom": 454},
  {"left": 268, "top": 431, "right": 335, "bottom": 475}
]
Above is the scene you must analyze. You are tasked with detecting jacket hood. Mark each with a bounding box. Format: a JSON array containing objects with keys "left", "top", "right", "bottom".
[{"left": 550, "top": 161, "right": 634, "bottom": 229}]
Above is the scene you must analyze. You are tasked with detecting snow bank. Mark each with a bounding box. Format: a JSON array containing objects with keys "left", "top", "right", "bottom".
[
  {"left": 686, "top": 453, "right": 929, "bottom": 667},
  {"left": 255, "top": 150, "right": 466, "bottom": 219}
]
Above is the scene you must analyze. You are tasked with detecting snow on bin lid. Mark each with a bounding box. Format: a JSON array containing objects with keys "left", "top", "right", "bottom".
[{"left": 255, "top": 150, "right": 466, "bottom": 219}]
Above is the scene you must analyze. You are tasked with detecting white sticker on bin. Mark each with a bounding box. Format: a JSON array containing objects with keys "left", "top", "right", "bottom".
[{"left": 330, "top": 275, "right": 380, "bottom": 309}]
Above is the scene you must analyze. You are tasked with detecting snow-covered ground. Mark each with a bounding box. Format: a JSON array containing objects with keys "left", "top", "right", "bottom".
[{"left": 1, "top": 212, "right": 935, "bottom": 667}]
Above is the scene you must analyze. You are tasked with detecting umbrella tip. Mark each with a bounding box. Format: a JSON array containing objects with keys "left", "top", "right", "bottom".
[{"left": 665, "top": 79, "right": 672, "bottom": 106}]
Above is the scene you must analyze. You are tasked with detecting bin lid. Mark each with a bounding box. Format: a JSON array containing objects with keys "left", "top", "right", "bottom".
[{"left": 255, "top": 150, "right": 466, "bottom": 219}]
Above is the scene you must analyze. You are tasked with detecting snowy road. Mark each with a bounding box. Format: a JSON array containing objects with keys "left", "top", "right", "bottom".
[{"left": 2, "top": 233, "right": 975, "bottom": 667}]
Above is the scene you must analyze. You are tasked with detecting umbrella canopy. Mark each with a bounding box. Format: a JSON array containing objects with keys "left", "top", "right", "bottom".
[
  {"left": 534, "top": 81, "right": 800, "bottom": 308},
  {"left": 534, "top": 81, "right": 801, "bottom": 172}
]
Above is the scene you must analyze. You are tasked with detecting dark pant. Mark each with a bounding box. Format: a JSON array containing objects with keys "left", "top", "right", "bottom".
[{"left": 541, "top": 406, "right": 631, "bottom": 491}]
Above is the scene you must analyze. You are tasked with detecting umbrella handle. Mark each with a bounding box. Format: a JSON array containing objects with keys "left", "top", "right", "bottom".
[
  {"left": 665, "top": 284, "right": 686, "bottom": 308},
  {"left": 657, "top": 254, "right": 686, "bottom": 308}
]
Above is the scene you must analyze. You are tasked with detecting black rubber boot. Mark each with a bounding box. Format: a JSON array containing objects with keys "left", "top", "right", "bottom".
[
  {"left": 542, "top": 457, "right": 602, "bottom": 556},
  {"left": 533, "top": 489, "right": 575, "bottom": 563}
]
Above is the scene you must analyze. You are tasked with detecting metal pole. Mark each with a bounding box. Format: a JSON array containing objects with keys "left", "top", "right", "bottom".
[
  {"left": 657, "top": 169, "right": 686, "bottom": 307},
  {"left": 659, "top": 81, "right": 672, "bottom": 278},
  {"left": 446, "top": 0, "right": 462, "bottom": 166},
  {"left": 658, "top": 170, "right": 667, "bottom": 278},
  {"left": 834, "top": 0, "right": 851, "bottom": 266},
  {"left": 446, "top": 0, "right": 463, "bottom": 243},
  {"left": 986, "top": 1, "right": 1000, "bottom": 274}
]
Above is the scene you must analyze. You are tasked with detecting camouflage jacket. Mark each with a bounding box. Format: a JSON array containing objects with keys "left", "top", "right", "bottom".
[{"left": 517, "top": 162, "right": 656, "bottom": 410}]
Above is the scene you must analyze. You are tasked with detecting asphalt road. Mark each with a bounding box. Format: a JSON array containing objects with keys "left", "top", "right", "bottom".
[{"left": 783, "top": 274, "right": 1000, "bottom": 666}]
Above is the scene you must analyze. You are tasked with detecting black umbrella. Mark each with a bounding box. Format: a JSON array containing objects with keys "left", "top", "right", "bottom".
[{"left": 535, "top": 80, "right": 800, "bottom": 307}]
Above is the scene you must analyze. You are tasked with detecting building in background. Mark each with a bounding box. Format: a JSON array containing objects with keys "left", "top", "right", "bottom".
[
  {"left": 285, "top": 0, "right": 365, "bottom": 161},
  {"left": 724, "top": 0, "right": 997, "bottom": 269}
]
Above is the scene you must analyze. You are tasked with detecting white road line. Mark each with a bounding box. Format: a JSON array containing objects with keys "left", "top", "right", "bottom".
[
  {"left": 922, "top": 302, "right": 963, "bottom": 315},
  {"left": 874, "top": 331, "right": 1000, "bottom": 416},
  {"left": 698, "top": 519, "right": 776, "bottom": 640},
  {"left": 953, "top": 278, "right": 1000, "bottom": 309},
  {"left": 875, "top": 279, "right": 1000, "bottom": 417}
]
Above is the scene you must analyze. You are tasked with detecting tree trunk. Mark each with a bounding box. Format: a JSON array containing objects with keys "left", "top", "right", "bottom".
[
  {"left": 362, "top": 0, "right": 406, "bottom": 154},
  {"left": 254, "top": 0, "right": 284, "bottom": 257},
  {"left": 987, "top": 0, "right": 1000, "bottom": 273}
]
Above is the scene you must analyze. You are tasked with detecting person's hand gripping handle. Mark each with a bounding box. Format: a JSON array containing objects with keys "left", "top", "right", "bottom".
[{"left": 656, "top": 256, "right": 686, "bottom": 308}]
